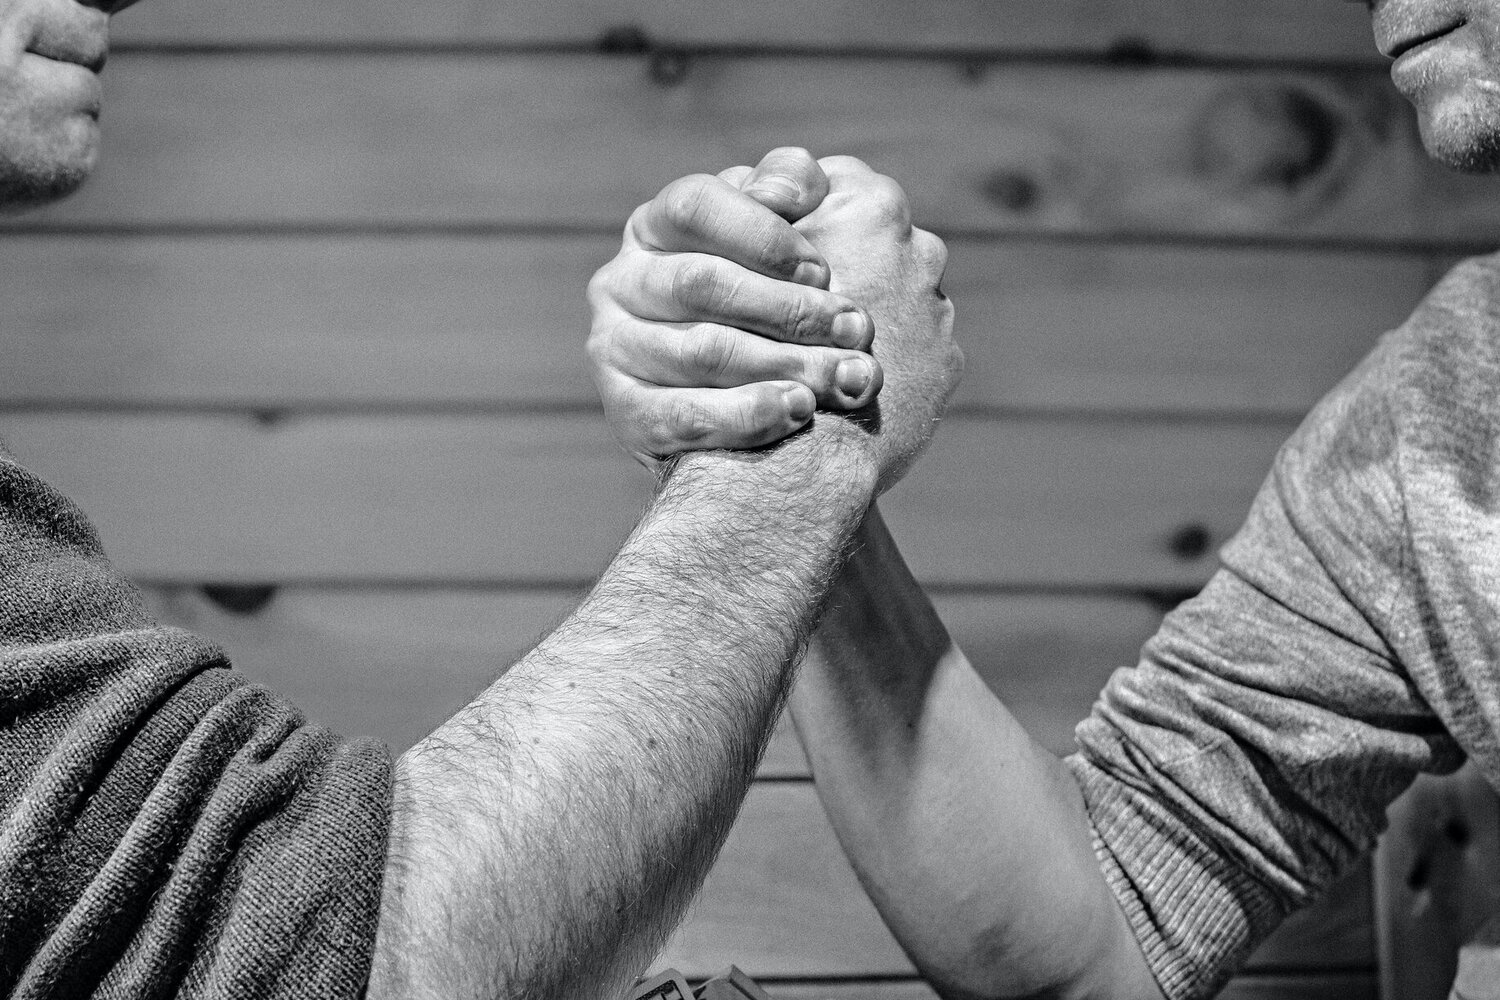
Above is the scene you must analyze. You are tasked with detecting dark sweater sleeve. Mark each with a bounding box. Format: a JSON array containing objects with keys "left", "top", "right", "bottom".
[{"left": 0, "top": 456, "right": 393, "bottom": 1000}]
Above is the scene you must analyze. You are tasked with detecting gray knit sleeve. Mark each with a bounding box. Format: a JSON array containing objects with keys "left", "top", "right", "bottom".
[
  {"left": 0, "top": 457, "right": 393, "bottom": 1000},
  {"left": 1067, "top": 326, "right": 1464, "bottom": 1000}
]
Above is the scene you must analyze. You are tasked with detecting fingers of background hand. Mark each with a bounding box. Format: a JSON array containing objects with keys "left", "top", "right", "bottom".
[
  {"left": 597, "top": 319, "right": 884, "bottom": 410},
  {"left": 810, "top": 155, "right": 913, "bottom": 231},
  {"left": 596, "top": 249, "right": 875, "bottom": 349},
  {"left": 599, "top": 376, "right": 820, "bottom": 458},
  {"left": 914, "top": 226, "right": 950, "bottom": 287},
  {"left": 737, "top": 147, "right": 830, "bottom": 224},
  {"left": 628, "top": 173, "right": 830, "bottom": 287}
]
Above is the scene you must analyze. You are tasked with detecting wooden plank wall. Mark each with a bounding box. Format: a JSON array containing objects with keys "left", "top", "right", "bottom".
[{"left": 4, "top": 1, "right": 1493, "bottom": 996}]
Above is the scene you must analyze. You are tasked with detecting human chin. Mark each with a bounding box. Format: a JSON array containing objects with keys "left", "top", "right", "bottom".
[
  {"left": 1410, "top": 81, "right": 1500, "bottom": 171},
  {"left": 0, "top": 60, "right": 103, "bottom": 209},
  {"left": 1393, "top": 25, "right": 1500, "bottom": 170},
  {"left": 0, "top": 114, "right": 100, "bottom": 210}
]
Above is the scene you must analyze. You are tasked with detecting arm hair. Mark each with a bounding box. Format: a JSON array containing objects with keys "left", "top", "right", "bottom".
[{"left": 368, "top": 421, "right": 878, "bottom": 1000}]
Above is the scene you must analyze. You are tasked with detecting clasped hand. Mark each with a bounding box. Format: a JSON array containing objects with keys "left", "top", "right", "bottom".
[{"left": 587, "top": 148, "right": 962, "bottom": 493}]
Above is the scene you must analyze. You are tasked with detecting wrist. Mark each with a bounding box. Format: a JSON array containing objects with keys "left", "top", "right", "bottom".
[{"left": 668, "top": 413, "right": 879, "bottom": 509}]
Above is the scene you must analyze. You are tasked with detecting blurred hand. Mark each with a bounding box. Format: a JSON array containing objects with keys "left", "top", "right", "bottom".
[
  {"left": 799, "top": 156, "right": 962, "bottom": 492},
  {"left": 588, "top": 147, "right": 884, "bottom": 469}
]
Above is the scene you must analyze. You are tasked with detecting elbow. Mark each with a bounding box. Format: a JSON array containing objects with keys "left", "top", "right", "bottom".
[{"left": 914, "top": 908, "right": 1165, "bottom": 1000}]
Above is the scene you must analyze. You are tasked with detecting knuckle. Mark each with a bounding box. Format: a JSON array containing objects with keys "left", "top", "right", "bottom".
[
  {"left": 585, "top": 257, "right": 622, "bottom": 306},
  {"left": 919, "top": 229, "right": 949, "bottom": 273},
  {"left": 663, "top": 397, "right": 715, "bottom": 445},
  {"left": 868, "top": 176, "right": 912, "bottom": 226},
  {"left": 781, "top": 292, "right": 823, "bottom": 344},
  {"left": 584, "top": 319, "right": 621, "bottom": 367},
  {"left": 670, "top": 258, "right": 724, "bottom": 311},
  {"left": 683, "top": 325, "right": 739, "bottom": 380},
  {"left": 658, "top": 175, "right": 718, "bottom": 234},
  {"left": 735, "top": 392, "right": 781, "bottom": 436},
  {"left": 755, "top": 229, "right": 806, "bottom": 279},
  {"left": 625, "top": 200, "right": 652, "bottom": 234}
]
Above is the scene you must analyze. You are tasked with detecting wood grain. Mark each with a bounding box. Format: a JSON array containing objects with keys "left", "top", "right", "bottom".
[
  {"left": 13, "top": 57, "right": 1471, "bottom": 244},
  {"left": 655, "top": 785, "right": 1373, "bottom": 977},
  {"left": 137, "top": 586, "right": 1165, "bottom": 762},
  {"left": 5, "top": 234, "right": 1427, "bottom": 415},
  {"left": 112, "top": 0, "right": 1380, "bottom": 62},
  {"left": 1, "top": 413, "right": 1289, "bottom": 586}
]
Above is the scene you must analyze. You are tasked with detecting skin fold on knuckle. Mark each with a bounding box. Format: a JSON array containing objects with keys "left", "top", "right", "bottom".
[
  {"left": 585, "top": 256, "right": 630, "bottom": 311},
  {"left": 624, "top": 201, "right": 661, "bottom": 249},
  {"left": 683, "top": 324, "right": 740, "bottom": 382},
  {"left": 754, "top": 223, "right": 811, "bottom": 281},
  {"left": 658, "top": 174, "right": 723, "bottom": 241},
  {"left": 738, "top": 391, "right": 788, "bottom": 439},
  {"left": 670, "top": 258, "right": 728, "bottom": 316},
  {"left": 781, "top": 289, "right": 832, "bottom": 345},
  {"left": 916, "top": 229, "right": 949, "bottom": 276},
  {"left": 583, "top": 322, "right": 617, "bottom": 375},
  {"left": 868, "top": 175, "right": 913, "bottom": 230},
  {"left": 659, "top": 396, "right": 715, "bottom": 448}
]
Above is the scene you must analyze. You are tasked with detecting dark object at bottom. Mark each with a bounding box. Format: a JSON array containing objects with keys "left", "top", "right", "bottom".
[{"left": 629, "top": 966, "right": 772, "bottom": 1000}]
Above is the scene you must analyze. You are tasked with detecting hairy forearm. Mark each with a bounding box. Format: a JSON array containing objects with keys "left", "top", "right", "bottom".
[
  {"left": 791, "top": 510, "right": 1163, "bottom": 1000},
  {"left": 367, "top": 420, "right": 878, "bottom": 1000}
]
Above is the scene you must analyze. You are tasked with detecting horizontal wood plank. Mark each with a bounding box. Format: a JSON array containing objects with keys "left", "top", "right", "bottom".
[
  {"left": 656, "top": 785, "right": 1373, "bottom": 977},
  {"left": 12, "top": 57, "right": 1479, "bottom": 245},
  {"left": 113, "top": 0, "right": 1380, "bottom": 62},
  {"left": 6, "top": 234, "right": 1427, "bottom": 415},
  {"left": 136, "top": 586, "right": 1165, "bottom": 762},
  {"left": 1, "top": 413, "right": 1289, "bottom": 587},
  {"left": 747, "top": 977, "right": 1376, "bottom": 1000}
]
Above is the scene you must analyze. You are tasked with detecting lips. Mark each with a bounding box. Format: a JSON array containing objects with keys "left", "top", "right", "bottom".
[
  {"left": 1375, "top": 0, "right": 1469, "bottom": 60},
  {"left": 29, "top": 45, "right": 108, "bottom": 74},
  {"left": 25, "top": 10, "right": 110, "bottom": 75},
  {"left": 1385, "top": 18, "right": 1466, "bottom": 59}
]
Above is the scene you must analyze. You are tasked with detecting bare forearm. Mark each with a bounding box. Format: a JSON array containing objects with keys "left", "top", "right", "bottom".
[
  {"left": 368, "top": 422, "right": 877, "bottom": 1000},
  {"left": 791, "top": 510, "right": 1163, "bottom": 1000}
]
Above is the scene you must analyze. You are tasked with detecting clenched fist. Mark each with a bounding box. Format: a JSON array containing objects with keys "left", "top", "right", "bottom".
[
  {"left": 797, "top": 155, "right": 961, "bottom": 492},
  {"left": 588, "top": 148, "right": 884, "bottom": 469},
  {"left": 588, "top": 148, "right": 961, "bottom": 492}
]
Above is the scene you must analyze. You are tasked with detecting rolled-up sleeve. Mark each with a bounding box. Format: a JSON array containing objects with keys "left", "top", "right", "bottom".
[
  {"left": 0, "top": 457, "right": 392, "bottom": 1000},
  {"left": 1067, "top": 326, "right": 1464, "bottom": 1000}
]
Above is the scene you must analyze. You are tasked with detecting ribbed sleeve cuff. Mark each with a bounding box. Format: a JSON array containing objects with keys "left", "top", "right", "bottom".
[{"left": 1066, "top": 755, "right": 1286, "bottom": 1000}]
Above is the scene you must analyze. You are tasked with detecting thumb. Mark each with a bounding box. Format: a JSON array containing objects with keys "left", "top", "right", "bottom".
[{"left": 739, "top": 146, "right": 830, "bottom": 223}]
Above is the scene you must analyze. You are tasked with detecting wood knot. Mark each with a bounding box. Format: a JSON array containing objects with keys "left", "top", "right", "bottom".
[
  {"left": 1191, "top": 84, "right": 1346, "bottom": 195},
  {"left": 1105, "top": 36, "right": 1158, "bottom": 66},
  {"left": 200, "top": 583, "right": 279, "bottom": 616},
  {"left": 1167, "top": 523, "right": 1212, "bottom": 561},
  {"left": 649, "top": 49, "right": 692, "bottom": 87},
  {"left": 598, "top": 25, "right": 652, "bottom": 55},
  {"left": 250, "top": 408, "right": 287, "bottom": 429},
  {"left": 982, "top": 168, "right": 1041, "bottom": 213}
]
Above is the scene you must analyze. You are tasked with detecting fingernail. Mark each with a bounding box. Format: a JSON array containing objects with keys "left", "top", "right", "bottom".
[
  {"left": 783, "top": 385, "right": 815, "bottom": 422},
  {"left": 791, "top": 260, "right": 828, "bottom": 287},
  {"left": 835, "top": 359, "right": 872, "bottom": 400},
  {"left": 745, "top": 176, "right": 802, "bottom": 203},
  {"left": 831, "top": 310, "right": 869, "bottom": 349}
]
